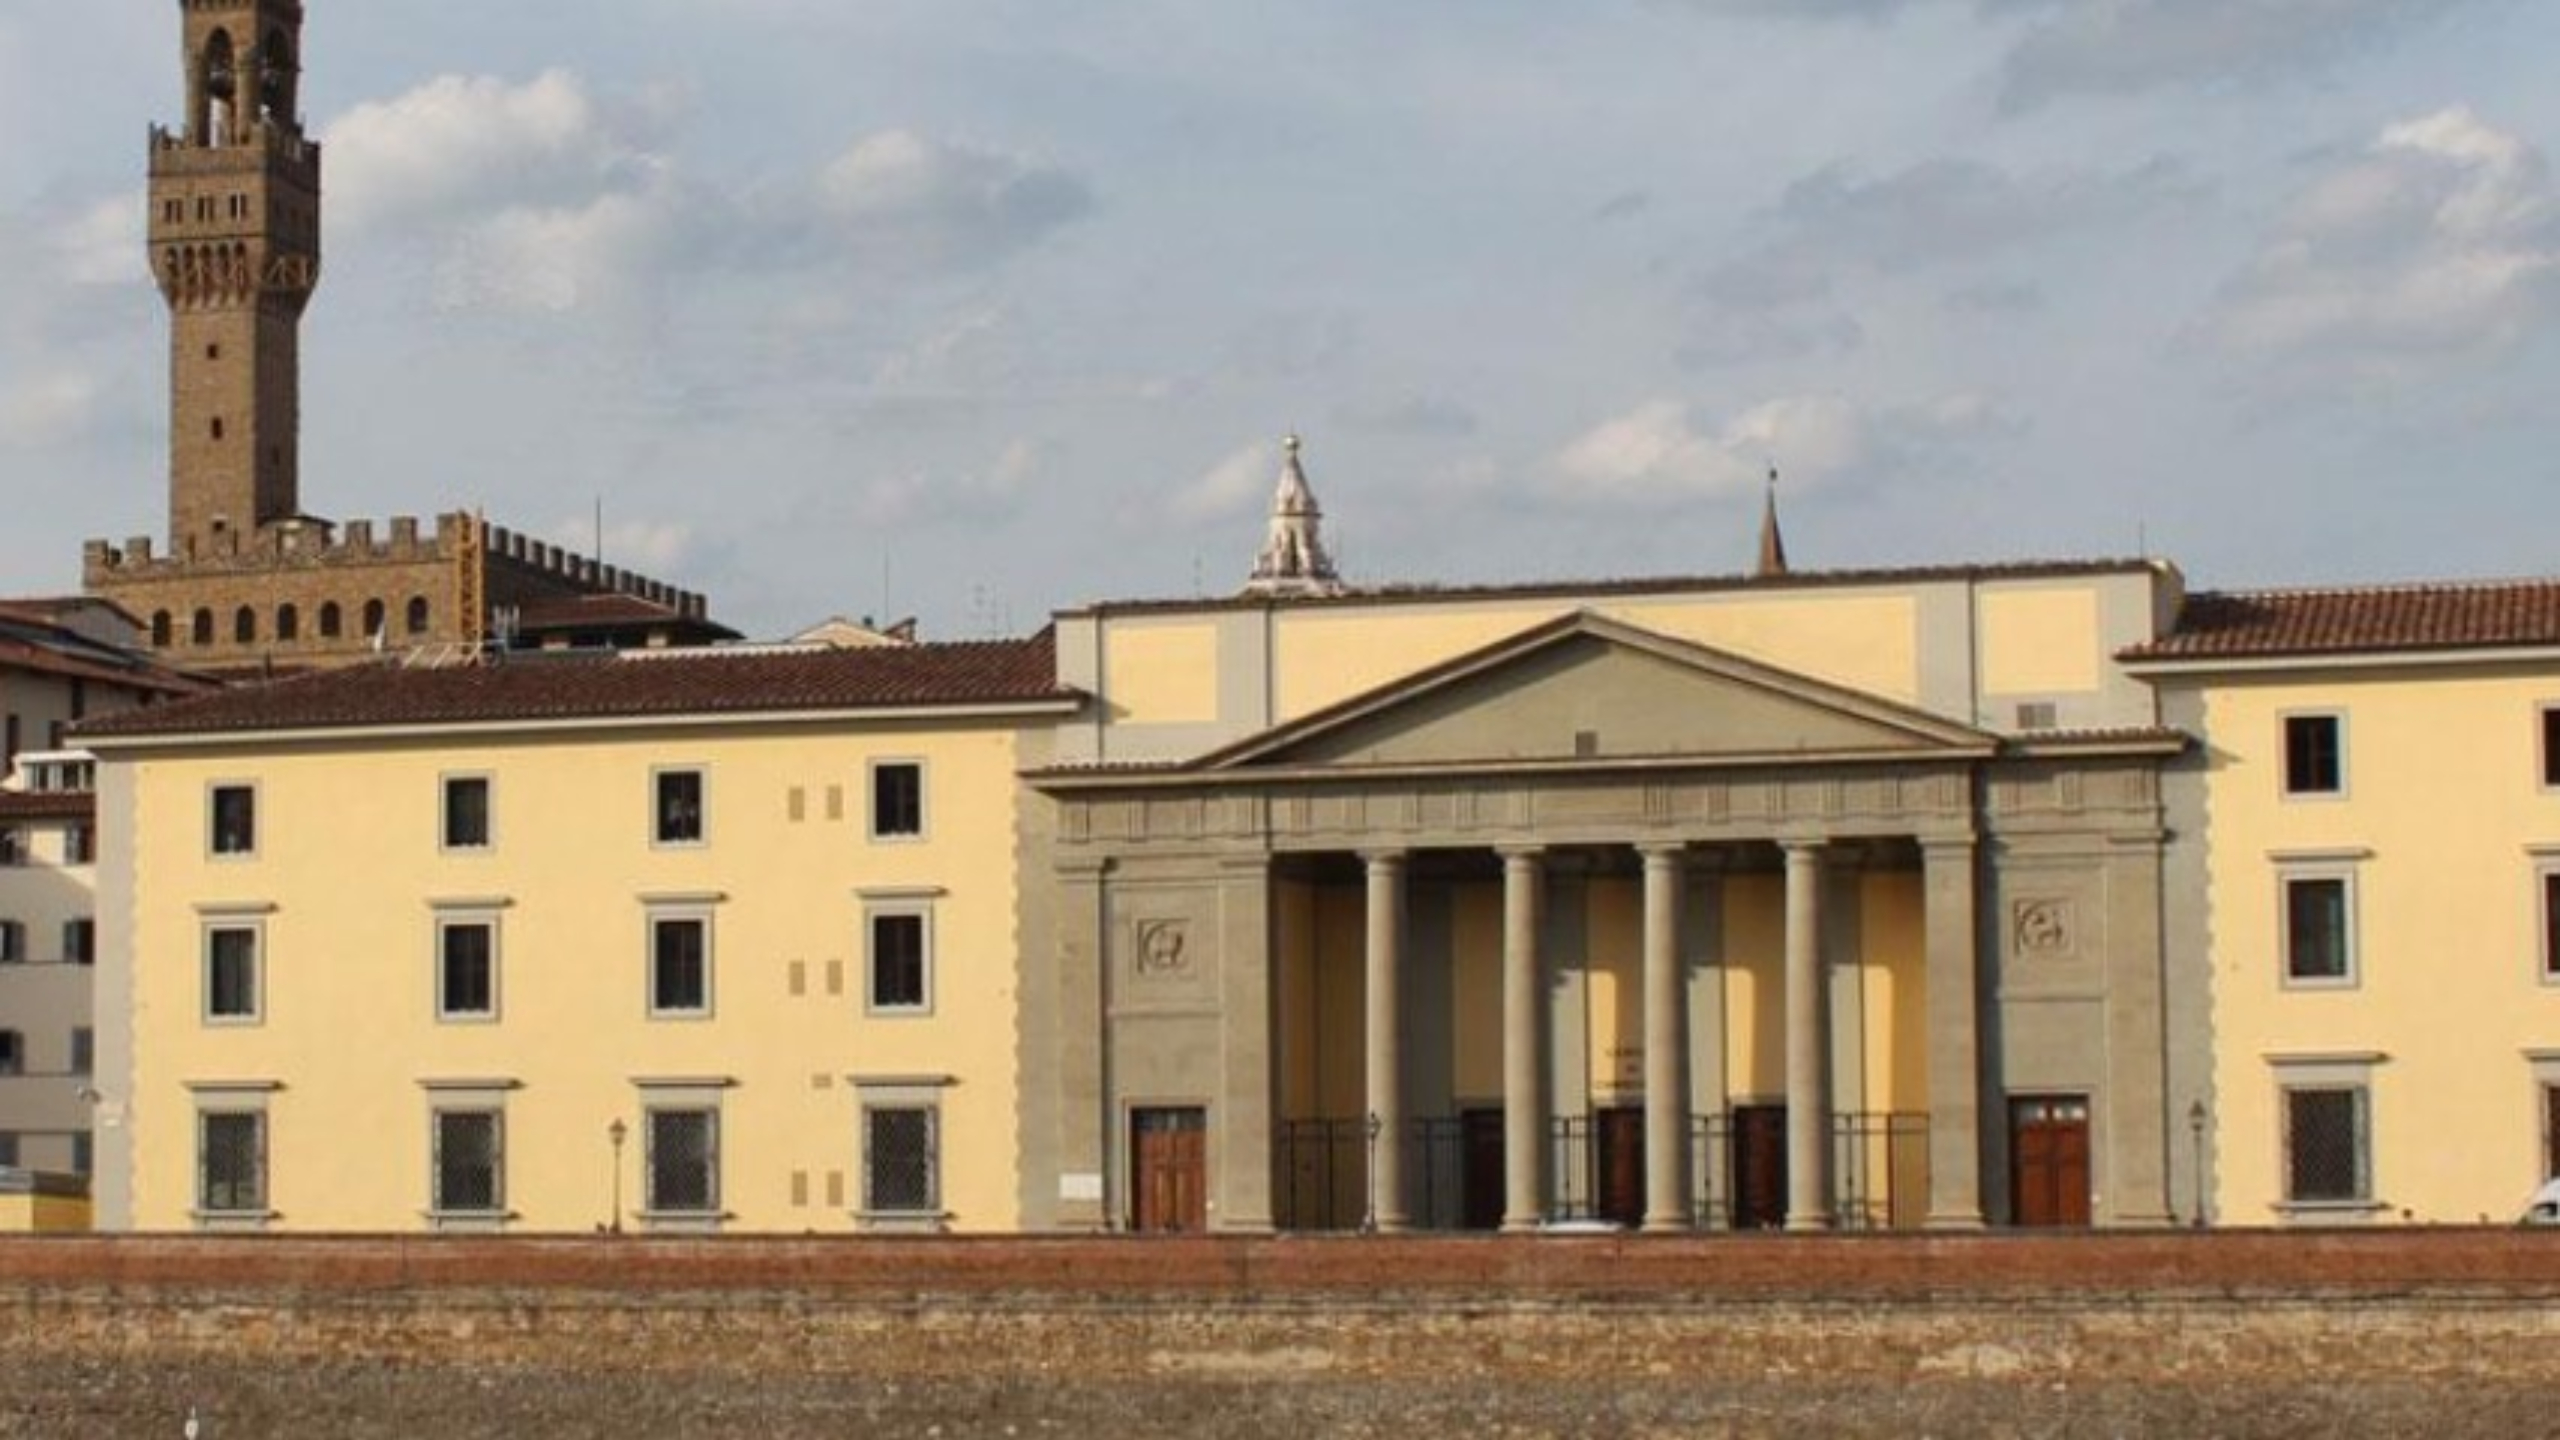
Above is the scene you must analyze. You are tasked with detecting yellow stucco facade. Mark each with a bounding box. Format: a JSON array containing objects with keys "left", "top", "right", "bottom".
[
  {"left": 95, "top": 682, "right": 1060, "bottom": 1235},
  {"left": 2167, "top": 664, "right": 2560, "bottom": 1225}
]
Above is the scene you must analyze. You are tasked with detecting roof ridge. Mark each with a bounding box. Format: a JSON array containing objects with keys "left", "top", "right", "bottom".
[{"left": 2200, "top": 575, "right": 2560, "bottom": 601}]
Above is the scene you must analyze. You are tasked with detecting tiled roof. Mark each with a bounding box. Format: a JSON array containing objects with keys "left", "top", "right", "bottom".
[
  {"left": 0, "top": 792, "right": 94, "bottom": 822},
  {"left": 2126, "top": 579, "right": 2560, "bottom": 662},
  {"left": 1067, "top": 559, "right": 2165, "bottom": 618},
  {"left": 79, "top": 632, "right": 1072, "bottom": 740},
  {"left": 509, "top": 592, "right": 742, "bottom": 642}
]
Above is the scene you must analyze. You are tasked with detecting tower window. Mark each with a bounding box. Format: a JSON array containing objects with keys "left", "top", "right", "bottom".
[
  {"left": 152, "top": 612, "right": 173, "bottom": 648},
  {"left": 363, "top": 600, "right": 386, "bottom": 639},
  {"left": 317, "top": 603, "right": 341, "bottom": 639},
  {"left": 191, "top": 610, "right": 214, "bottom": 646},
  {"left": 211, "top": 417, "right": 225, "bottom": 441},
  {"left": 206, "top": 344, "right": 221, "bottom": 361},
  {"left": 233, "top": 607, "right": 256, "bottom": 644},
  {"left": 407, "top": 598, "right": 432, "bottom": 636},
  {"left": 276, "top": 604, "right": 299, "bottom": 642}
]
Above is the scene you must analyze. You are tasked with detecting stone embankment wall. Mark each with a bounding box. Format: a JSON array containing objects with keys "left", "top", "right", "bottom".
[{"left": 2, "top": 1231, "right": 2556, "bottom": 1439}]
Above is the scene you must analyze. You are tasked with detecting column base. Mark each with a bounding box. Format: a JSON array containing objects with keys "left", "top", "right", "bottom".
[
  {"left": 1641, "top": 1214, "right": 1692, "bottom": 1235},
  {"left": 1783, "top": 1213, "right": 1832, "bottom": 1234},
  {"left": 1924, "top": 1211, "right": 1987, "bottom": 1232},
  {"left": 1500, "top": 1216, "right": 1543, "bottom": 1235}
]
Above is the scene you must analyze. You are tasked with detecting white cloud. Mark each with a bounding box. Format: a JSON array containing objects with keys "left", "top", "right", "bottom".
[
  {"left": 855, "top": 438, "right": 1049, "bottom": 528},
  {"left": 2205, "top": 108, "right": 2560, "bottom": 381},
  {"left": 54, "top": 197, "right": 141, "bottom": 288},
  {"left": 1998, "top": 0, "right": 2488, "bottom": 112},
  {"left": 325, "top": 73, "right": 1089, "bottom": 317},
  {"left": 548, "top": 516, "right": 695, "bottom": 572},
  {"left": 1555, "top": 393, "right": 2017, "bottom": 506},
  {"left": 1170, "top": 441, "right": 1278, "bottom": 525}
]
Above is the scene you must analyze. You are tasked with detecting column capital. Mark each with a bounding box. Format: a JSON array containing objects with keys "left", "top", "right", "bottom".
[
  {"left": 1494, "top": 843, "right": 1548, "bottom": 863},
  {"left": 1358, "top": 847, "right": 1410, "bottom": 870},
  {"left": 1917, "top": 832, "right": 1978, "bottom": 858},
  {"left": 1635, "top": 840, "right": 1691, "bottom": 862},
  {"left": 1779, "top": 836, "right": 1830, "bottom": 860}
]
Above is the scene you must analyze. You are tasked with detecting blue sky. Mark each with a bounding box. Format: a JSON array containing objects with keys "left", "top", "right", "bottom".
[{"left": 5, "top": 1, "right": 2558, "bottom": 638}]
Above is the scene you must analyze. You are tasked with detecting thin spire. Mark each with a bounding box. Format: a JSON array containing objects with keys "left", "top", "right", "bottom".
[
  {"left": 1244, "top": 434, "right": 1345, "bottom": 598},
  {"left": 1756, "top": 466, "right": 1790, "bottom": 579}
]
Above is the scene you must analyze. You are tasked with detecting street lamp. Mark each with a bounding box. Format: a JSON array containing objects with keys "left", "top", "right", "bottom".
[
  {"left": 1360, "top": 1111, "right": 1383, "bottom": 1235},
  {"left": 608, "top": 1118, "right": 628, "bottom": 1236},
  {"left": 2187, "top": 1100, "right": 2208, "bottom": 1229}
]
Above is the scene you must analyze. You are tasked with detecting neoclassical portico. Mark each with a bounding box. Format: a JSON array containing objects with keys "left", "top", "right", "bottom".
[{"left": 1029, "top": 611, "right": 2184, "bottom": 1237}]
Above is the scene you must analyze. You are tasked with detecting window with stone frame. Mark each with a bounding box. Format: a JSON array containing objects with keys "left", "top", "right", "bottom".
[
  {"left": 209, "top": 784, "right": 257, "bottom": 856},
  {"left": 649, "top": 914, "right": 711, "bottom": 1017},
  {"left": 205, "top": 924, "right": 261, "bottom": 1021},
  {"left": 867, "top": 907, "right": 931, "bottom": 1014},
  {"left": 2283, "top": 713, "right": 2345, "bottom": 797},
  {"left": 432, "top": 1109, "right": 504, "bottom": 1215},
  {"left": 198, "top": 1110, "right": 266, "bottom": 1214},
  {"left": 863, "top": 1104, "right": 939, "bottom": 1214},
  {"left": 437, "top": 918, "right": 498, "bottom": 1020},
  {"left": 442, "top": 775, "right": 492, "bottom": 851},
  {"left": 870, "top": 760, "right": 925, "bottom": 840},
  {"left": 2282, "top": 872, "right": 2355, "bottom": 986},
  {"left": 2283, "top": 1086, "right": 2369, "bottom": 1205},
  {"left": 645, "top": 1107, "right": 718, "bottom": 1215},
  {"left": 653, "top": 768, "right": 705, "bottom": 846}
]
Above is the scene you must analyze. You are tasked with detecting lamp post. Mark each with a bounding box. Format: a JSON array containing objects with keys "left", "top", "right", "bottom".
[
  {"left": 2187, "top": 1100, "right": 2208, "bottom": 1229},
  {"left": 608, "top": 1118, "right": 628, "bottom": 1236},
  {"left": 1360, "top": 1111, "right": 1383, "bottom": 1235}
]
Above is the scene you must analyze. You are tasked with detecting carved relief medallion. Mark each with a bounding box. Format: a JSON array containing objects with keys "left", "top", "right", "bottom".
[
  {"left": 2013, "top": 900, "right": 2077, "bottom": 959},
  {"left": 1135, "top": 920, "right": 1194, "bottom": 979}
]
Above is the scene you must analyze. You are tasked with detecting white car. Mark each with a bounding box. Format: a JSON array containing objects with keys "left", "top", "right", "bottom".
[{"left": 2521, "top": 1179, "right": 2560, "bottom": 1226}]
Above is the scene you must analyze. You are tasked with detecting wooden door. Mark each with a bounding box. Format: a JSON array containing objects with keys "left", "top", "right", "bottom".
[
  {"left": 1461, "top": 1109, "right": 1506, "bottom": 1231},
  {"left": 1131, "top": 1107, "right": 1208, "bottom": 1234},
  {"left": 1595, "top": 1106, "right": 1646, "bottom": 1228},
  {"left": 2010, "top": 1096, "right": 2092, "bottom": 1228},
  {"left": 1730, "top": 1105, "right": 1788, "bottom": 1230}
]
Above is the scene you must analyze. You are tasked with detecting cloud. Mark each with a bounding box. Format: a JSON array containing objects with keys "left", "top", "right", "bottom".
[
  {"left": 1683, "top": 155, "right": 2193, "bottom": 366},
  {"left": 1554, "top": 393, "right": 2017, "bottom": 507},
  {"left": 1998, "top": 0, "right": 2489, "bottom": 112},
  {"left": 854, "top": 438, "right": 1051, "bottom": 528},
  {"left": 548, "top": 516, "right": 696, "bottom": 572},
  {"left": 0, "top": 374, "right": 101, "bottom": 449},
  {"left": 324, "top": 73, "right": 1091, "bottom": 316},
  {"left": 2203, "top": 108, "right": 2560, "bottom": 383},
  {"left": 1170, "top": 441, "right": 1279, "bottom": 525}
]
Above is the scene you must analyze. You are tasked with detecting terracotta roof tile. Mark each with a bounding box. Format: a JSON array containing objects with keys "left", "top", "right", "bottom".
[
  {"left": 79, "top": 632, "right": 1071, "bottom": 740},
  {"left": 2126, "top": 579, "right": 2560, "bottom": 662}
]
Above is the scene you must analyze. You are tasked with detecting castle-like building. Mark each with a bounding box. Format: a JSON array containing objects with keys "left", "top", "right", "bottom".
[{"left": 83, "top": 0, "right": 728, "bottom": 671}]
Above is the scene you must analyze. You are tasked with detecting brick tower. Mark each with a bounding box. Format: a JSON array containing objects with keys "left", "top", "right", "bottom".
[
  {"left": 148, "top": 0, "right": 320, "bottom": 559},
  {"left": 88, "top": 3, "right": 728, "bottom": 671}
]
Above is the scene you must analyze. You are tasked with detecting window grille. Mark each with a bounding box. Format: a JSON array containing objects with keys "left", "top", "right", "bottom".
[
  {"left": 647, "top": 1108, "right": 717, "bottom": 1213},
  {"left": 2285, "top": 1088, "right": 2367, "bottom": 1203},
  {"left": 200, "top": 1112, "right": 266, "bottom": 1213},
  {"left": 865, "top": 1107, "right": 937, "bottom": 1212},
  {"left": 433, "top": 1110, "right": 503, "bottom": 1214}
]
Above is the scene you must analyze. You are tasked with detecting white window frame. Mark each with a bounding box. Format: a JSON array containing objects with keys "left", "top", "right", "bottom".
[
  {"left": 2539, "top": 856, "right": 2560, "bottom": 987},
  {"left": 862, "top": 899, "right": 935, "bottom": 1017},
  {"left": 650, "top": 766, "right": 707, "bottom": 849},
  {"left": 2267, "top": 1054, "right": 2383, "bottom": 1219},
  {"left": 202, "top": 919, "right": 266, "bottom": 1025},
  {"left": 645, "top": 906, "right": 716, "bottom": 1020},
  {"left": 2279, "top": 710, "right": 2348, "bottom": 801},
  {"left": 2275, "top": 858, "right": 2361, "bottom": 991},
  {"left": 189, "top": 1082, "right": 278, "bottom": 1229},
  {"left": 850, "top": 1075, "right": 953, "bottom": 1230},
  {"left": 868, "top": 758, "right": 928, "bottom": 843},
  {"left": 432, "top": 907, "right": 505, "bottom": 1023},
  {"left": 207, "top": 780, "right": 259, "bottom": 859},
  {"left": 440, "top": 772, "right": 494, "bottom": 854}
]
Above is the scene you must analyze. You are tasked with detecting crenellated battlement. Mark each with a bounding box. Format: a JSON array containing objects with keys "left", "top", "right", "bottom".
[{"left": 479, "top": 521, "right": 710, "bottom": 621}]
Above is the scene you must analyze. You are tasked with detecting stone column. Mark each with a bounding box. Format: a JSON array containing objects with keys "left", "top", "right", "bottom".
[
  {"left": 1640, "top": 843, "right": 1692, "bottom": 1232},
  {"left": 1364, "top": 849, "right": 1410, "bottom": 1233},
  {"left": 1783, "top": 840, "right": 1832, "bottom": 1232},
  {"left": 1218, "top": 855, "right": 1278, "bottom": 1233},
  {"left": 1500, "top": 847, "right": 1547, "bottom": 1233},
  {"left": 1922, "top": 836, "right": 1985, "bottom": 1229}
]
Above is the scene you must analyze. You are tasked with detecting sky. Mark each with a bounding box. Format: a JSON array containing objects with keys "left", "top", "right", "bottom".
[{"left": 4, "top": 1, "right": 2558, "bottom": 640}]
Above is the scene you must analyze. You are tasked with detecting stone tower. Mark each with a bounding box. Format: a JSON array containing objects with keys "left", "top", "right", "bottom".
[
  {"left": 148, "top": 0, "right": 320, "bottom": 560},
  {"left": 1243, "top": 436, "right": 1345, "bottom": 599}
]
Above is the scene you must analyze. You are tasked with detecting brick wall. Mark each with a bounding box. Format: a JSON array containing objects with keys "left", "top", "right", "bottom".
[{"left": 2, "top": 1232, "right": 2556, "bottom": 1438}]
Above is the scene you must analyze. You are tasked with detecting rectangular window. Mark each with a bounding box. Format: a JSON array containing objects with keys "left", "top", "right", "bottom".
[
  {"left": 645, "top": 1107, "right": 718, "bottom": 1214},
  {"left": 2544, "top": 707, "right": 2560, "bottom": 789},
  {"left": 0, "top": 1133, "right": 17, "bottom": 1168},
  {"left": 64, "top": 825, "right": 95, "bottom": 866},
  {"left": 432, "top": 1109, "right": 504, "bottom": 1215},
  {"left": 870, "top": 761, "right": 925, "bottom": 840},
  {"left": 2546, "top": 871, "right": 2560, "bottom": 984},
  {"left": 653, "top": 769, "right": 704, "bottom": 846},
  {"left": 0, "top": 1032, "right": 20, "bottom": 1076},
  {"left": 437, "top": 920, "right": 498, "bottom": 1020},
  {"left": 70, "top": 1027, "right": 92, "bottom": 1076},
  {"left": 2282, "top": 874, "right": 2355, "bottom": 986},
  {"left": 62, "top": 918, "right": 95, "bottom": 966},
  {"left": 0, "top": 829, "right": 21, "bottom": 867},
  {"left": 2547, "top": 1084, "right": 2560, "bottom": 1182},
  {"left": 442, "top": 776, "right": 492, "bottom": 851},
  {"left": 2283, "top": 1086, "right": 2369, "bottom": 1205},
  {"left": 198, "top": 1111, "right": 267, "bottom": 1214},
  {"left": 0, "top": 921, "right": 22, "bottom": 965},
  {"left": 649, "top": 915, "right": 711, "bottom": 1017},
  {"left": 209, "top": 784, "right": 257, "bottom": 856},
  {"left": 2282, "top": 713, "right": 2344, "bottom": 797},
  {"left": 867, "top": 909, "right": 931, "bottom": 1014},
  {"left": 863, "top": 1105, "right": 939, "bottom": 1213},
  {"left": 71, "top": 1132, "right": 90, "bottom": 1177},
  {"left": 205, "top": 925, "right": 262, "bottom": 1022}
]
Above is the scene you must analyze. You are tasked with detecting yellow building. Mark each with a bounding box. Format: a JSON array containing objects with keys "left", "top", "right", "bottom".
[
  {"left": 82, "top": 639, "right": 1073, "bottom": 1233},
  {"left": 2130, "top": 581, "right": 2560, "bottom": 1225}
]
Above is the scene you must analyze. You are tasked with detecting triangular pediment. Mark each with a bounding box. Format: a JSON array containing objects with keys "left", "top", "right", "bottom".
[{"left": 1200, "top": 612, "right": 1994, "bottom": 774}]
